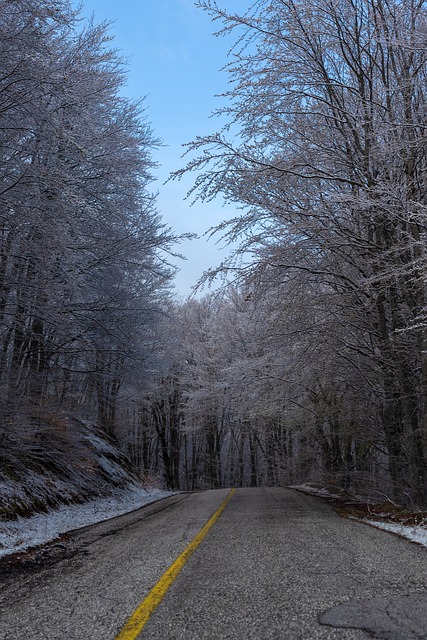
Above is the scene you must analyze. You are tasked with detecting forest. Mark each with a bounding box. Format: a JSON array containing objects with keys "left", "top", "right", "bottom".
[{"left": 2, "top": 0, "right": 427, "bottom": 508}]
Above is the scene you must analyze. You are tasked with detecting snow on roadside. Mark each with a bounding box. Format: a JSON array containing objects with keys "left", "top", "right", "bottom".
[
  {"left": 290, "top": 483, "right": 340, "bottom": 499},
  {"left": 292, "top": 483, "right": 427, "bottom": 549},
  {"left": 0, "top": 484, "right": 174, "bottom": 558},
  {"left": 365, "top": 519, "right": 427, "bottom": 548}
]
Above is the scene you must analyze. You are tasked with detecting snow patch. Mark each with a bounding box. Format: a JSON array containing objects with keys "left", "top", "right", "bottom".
[
  {"left": 0, "top": 484, "right": 174, "bottom": 558},
  {"left": 365, "top": 519, "right": 427, "bottom": 548}
]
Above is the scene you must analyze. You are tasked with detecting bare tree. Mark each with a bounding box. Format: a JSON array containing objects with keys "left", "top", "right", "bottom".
[
  {"left": 0, "top": 1, "right": 177, "bottom": 448},
  {"left": 174, "top": 0, "right": 427, "bottom": 504}
]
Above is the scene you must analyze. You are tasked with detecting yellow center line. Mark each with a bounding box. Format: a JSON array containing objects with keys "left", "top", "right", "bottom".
[{"left": 115, "top": 488, "right": 236, "bottom": 640}]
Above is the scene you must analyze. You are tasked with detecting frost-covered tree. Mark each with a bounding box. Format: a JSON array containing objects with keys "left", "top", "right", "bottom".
[
  {"left": 0, "top": 1, "right": 176, "bottom": 441},
  {"left": 132, "top": 284, "right": 384, "bottom": 492},
  {"left": 176, "top": 0, "right": 427, "bottom": 504}
]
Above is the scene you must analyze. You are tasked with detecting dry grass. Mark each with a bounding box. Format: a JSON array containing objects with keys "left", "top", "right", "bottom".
[
  {"left": 295, "top": 483, "right": 427, "bottom": 529},
  {"left": 333, "top": 499, "right": 427, "bottom": 528}
]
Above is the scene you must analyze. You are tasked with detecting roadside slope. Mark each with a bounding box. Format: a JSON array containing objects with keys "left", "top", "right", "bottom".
[{"left": 0, "top": 412, "right": 147, "bottom": 521}]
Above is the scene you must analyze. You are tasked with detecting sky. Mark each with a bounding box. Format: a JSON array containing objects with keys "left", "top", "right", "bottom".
[{"left": 73, "top": 0, "right": 246, "bottom": 298}]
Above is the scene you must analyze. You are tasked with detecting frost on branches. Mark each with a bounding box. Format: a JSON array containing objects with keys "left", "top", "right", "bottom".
[{"left": 170, "top": 0, "right": 427, "bottom": 505}]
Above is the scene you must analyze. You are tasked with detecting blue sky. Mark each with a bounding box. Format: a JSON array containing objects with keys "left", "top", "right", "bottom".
[{"left": 74, "top": 0, "right": 244, "bottom": 297}]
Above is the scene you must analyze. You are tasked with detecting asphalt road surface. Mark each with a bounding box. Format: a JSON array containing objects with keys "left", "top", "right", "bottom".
[{"left": 0, "top": 487, "right": 427, "bottom": 639}]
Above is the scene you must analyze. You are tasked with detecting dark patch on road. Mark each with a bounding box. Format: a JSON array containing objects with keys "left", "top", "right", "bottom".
[
  {"left": 320, "top": 593, "right": 427, "bottom": 639},
  {"left": 0, "top": 535, "right": 72, "bottom": 576}
]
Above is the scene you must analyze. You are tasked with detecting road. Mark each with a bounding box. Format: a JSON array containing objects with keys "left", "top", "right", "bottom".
[{"left": 0, "top": 487, "right": 427, "bottom": 639}]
